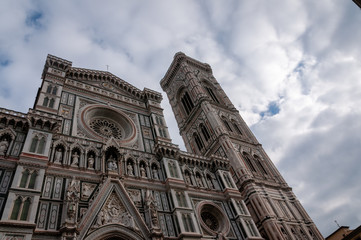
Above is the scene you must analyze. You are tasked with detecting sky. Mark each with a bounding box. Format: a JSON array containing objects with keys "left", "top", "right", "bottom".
[{"left": 1, "top": 0, "right": 361, "bottom": 237}]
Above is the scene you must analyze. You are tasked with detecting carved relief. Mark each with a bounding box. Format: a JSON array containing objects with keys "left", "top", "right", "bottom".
[
  {"left": 59, "top": 105, "right": 73, "bottom": 119},
  {"left": 81, "top": 182, "right": 96, "bottom": 201},
  {"left": 127, "top": 189, "right": 141, "bottom": 206},
  {"left": 92, "top": 192, "right": 137, "bottom": 230}
]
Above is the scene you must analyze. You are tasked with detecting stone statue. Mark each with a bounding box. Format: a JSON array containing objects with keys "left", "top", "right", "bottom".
[
  {"left": 66, "top": 177, "right": 80, "bottom": 222},
  {"left": 88, "top": 154, "right": 94, "bottom": 169},
  {"left": 0, "top": 139, "right": 9, "bottom": 156},
  {"left": 107, "top": 156, "right": 117, "bottom": 171},
  {"left": 54, "top": 148, "right": 62, "bottom": 163},
  {"left": 71, "top": 152, "right": 79, "bottom": 166},
  {"left": 152, "top": 167, "right": 159, "bottom": 180},
  {"left": 185, "top": 172, "right": 191, "bottom": 185},
  {"left": 127, "top": 163, "right": 134, "bottom": 176},
  {"left": 145, "top": 190, "right": 159, "bottom": 228},
  {"left": 140, "top": 165, "right": 146, "bottom": 178}
]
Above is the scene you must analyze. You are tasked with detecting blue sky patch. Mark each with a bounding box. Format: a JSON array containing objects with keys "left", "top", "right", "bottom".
[
  {"left": 26, "top": 10, "right": 43, "bottom": 29},
  {"left": 260, "top": 101, "right": 280, "bottom": 118}
]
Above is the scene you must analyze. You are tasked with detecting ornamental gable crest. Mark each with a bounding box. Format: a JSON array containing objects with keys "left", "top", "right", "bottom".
[
  {"left": 92, "top": 191, "right": 137, "bottom": 230},
  {"left": 77, "top": 179, "right": 149, "bottom": 240}
]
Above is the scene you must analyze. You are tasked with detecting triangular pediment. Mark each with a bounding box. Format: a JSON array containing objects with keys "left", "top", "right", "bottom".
[
  {"left": 77, "top": 179, "right": 149, "bottom": 240},
  {"left": 67, "top": 67, "right": 144, "bottom": 100}
]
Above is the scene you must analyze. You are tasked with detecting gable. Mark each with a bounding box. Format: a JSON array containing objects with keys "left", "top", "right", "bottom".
[{"left": 77, "top": 178, "right": 149, "bottom": 240}]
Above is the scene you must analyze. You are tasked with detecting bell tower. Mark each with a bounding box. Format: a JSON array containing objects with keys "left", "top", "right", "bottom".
[{"left": 161, "top": 52, "right": 324, "bottom": 240}]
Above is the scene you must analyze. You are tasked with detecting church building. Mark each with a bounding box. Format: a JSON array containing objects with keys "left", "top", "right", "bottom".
[{"left": 0, "top": 53, "right": 324, "bottom": 240}]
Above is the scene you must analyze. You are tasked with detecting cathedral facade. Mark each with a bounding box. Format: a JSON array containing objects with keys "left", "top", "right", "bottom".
[{"left": 0, "top": 53, "right": 323, "bottom": 240}]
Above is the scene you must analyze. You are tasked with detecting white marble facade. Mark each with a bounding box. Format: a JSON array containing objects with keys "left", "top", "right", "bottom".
[{"left": 0, "top": 54, "right": 323, "bottom": 240}]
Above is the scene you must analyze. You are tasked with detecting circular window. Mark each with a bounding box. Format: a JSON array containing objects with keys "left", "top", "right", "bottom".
[
  {"left": 79, "top": 105, "right": 137, "bottom": 144},
  {"left": 197, "top": 201, "right": 230, "bottom": 236},
  {"left": 89, "top": 118, "right": 123, "bottom": 139},
  {"left": 201, "top": 212, "right": 219, "bottom": 231}
]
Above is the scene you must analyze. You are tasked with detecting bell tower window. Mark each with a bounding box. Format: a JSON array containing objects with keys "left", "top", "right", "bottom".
[
  {"left": 205, "top": 86, "right": 219, "bottom": 103},
  {"left": 232, "top": 121, "right": 243, "bottom": 135},
  {"left": 200, "top": 123, "right": 210, "bottom": 141},
  {"left": 222, "top": 118, "right": 233, "bottom": 132},
  {"left": 193, "top": 133, "right": 204, "bottom": 151},
  {"left": 181, "top": 92, "right": 194, "bottom": 115}
]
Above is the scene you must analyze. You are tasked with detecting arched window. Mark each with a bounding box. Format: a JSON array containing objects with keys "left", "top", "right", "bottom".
[
  {"left": 28, "top": 171, "right": 38, "bottom": 189},
  {"left": 42, "top": 97, "right": 49, "bottom": 107},
  {"left": 29, "top": 135, "right": 46, "bottom": 154},
  {"left": 200, "top": 123, "right": 210, "bottom": 141},
  {"left": 10, "top": 197, "right": 22, "bottom": 220},
  {"left": 29, "top": 136, "right": 38, "bottom": 153},
  {"left": 52, "top": 86, "right": 58, "bottom": 95},
  {"left": 20, "top": 198, "right": 31, "bottom": 221},
  {"left": 19, "top": 170, "right": 30, "bottom": 188},
  {"left": 243, "top": 153, "right": 257, "bottom": 172},
  {"left": 37, "top": 137, "right": 46, "bottom": 154},
  {"left": 232, "top": 121, "right": 243, "bottom": 135},
  {"left": 49, "top": 98, "right": 55, "bottom": 108},
  {"left": 193, "top": 133, "right": 204, "bottom": 151},
  {"left": 180, "top": 91, "right": 194, "bottom": 115},
  {"left": 205, "top": 86, "right": 219, "bottom": 103},
  {"left": 46, "top": 85, "right": 52, "bottom": 93},
  {"left": 222, "top": 118, "right": 233, "bottom": 132},
  {"left": 254, "top": 156, "right": 268, "bottom": 175}
]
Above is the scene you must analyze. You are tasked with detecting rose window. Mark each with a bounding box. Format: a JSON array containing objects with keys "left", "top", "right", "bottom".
[
  {"left": 78, "top": 104, "right": 137, "bottom": 143},
  {"left": 89, "top": 118, "right": 122, "bottom": 139},
  {"left": 198, "top": 201, "right": 230, "bottom": 236},
  {"left": 201, "top": 212, "right": 218, "bottom": 231}
]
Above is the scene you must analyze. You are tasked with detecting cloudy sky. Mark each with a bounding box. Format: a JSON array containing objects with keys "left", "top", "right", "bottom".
[{"left": 1, "top": 0, "right": 361, "bottom": 236}]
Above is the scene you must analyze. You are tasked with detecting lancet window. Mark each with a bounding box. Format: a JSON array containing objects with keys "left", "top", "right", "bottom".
[
  {"left": 19, "top": 169, "right": 38, "bottom": 189},
  {"left": 180, "top": 91, "right": 194, "bottom": 115},
  {"left": 232, "top": 121, "right": 243, "bottom": 135},
  {"left": 193, "top": 132, "right": 204, "bottom": 152},
  {"left": 10, "top": 196, "right": 32, "bottom": 221},
  {"left": 222, "top": 118, "right": 233, "bottom": 132},
  {"left": 29, "top": 134, "right": 47, "bottom": 154},
  {"left": 200, "top": 123, "right": 210, "bottom": 141},
  {"left": 205, "top": 86, "right": 220, "bottom": 103}
]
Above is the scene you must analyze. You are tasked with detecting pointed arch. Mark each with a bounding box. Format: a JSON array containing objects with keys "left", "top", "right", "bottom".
[
  {"left": 193, "top": 132, "right": 204, "bottom": 152},
  {"left": 28, "top": 170, "right": 38, "bottom": 189},
  {"left": 43, "top": 97, "right": 49, "bottom": 107},
  {"left": 200, "top": 123, "right": 210, "bottom": 142},
  {"left": 10, "top": 196, "right": 22, "bottom": 220},
  {"left": 49, "top": 98, "right": 55, "bottom": 108},
  {"left": 177, "top": 87, "right": 194, "bottom": 116}
]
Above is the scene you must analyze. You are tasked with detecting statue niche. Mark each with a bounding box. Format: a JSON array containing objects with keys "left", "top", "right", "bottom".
[{"left": 105, "top": 146, "right": 120, "bottom": 174}]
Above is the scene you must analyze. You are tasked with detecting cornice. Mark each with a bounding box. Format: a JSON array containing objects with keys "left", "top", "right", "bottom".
[{"left": 160, "top": 52, "right": 212, "bottom": 90}]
